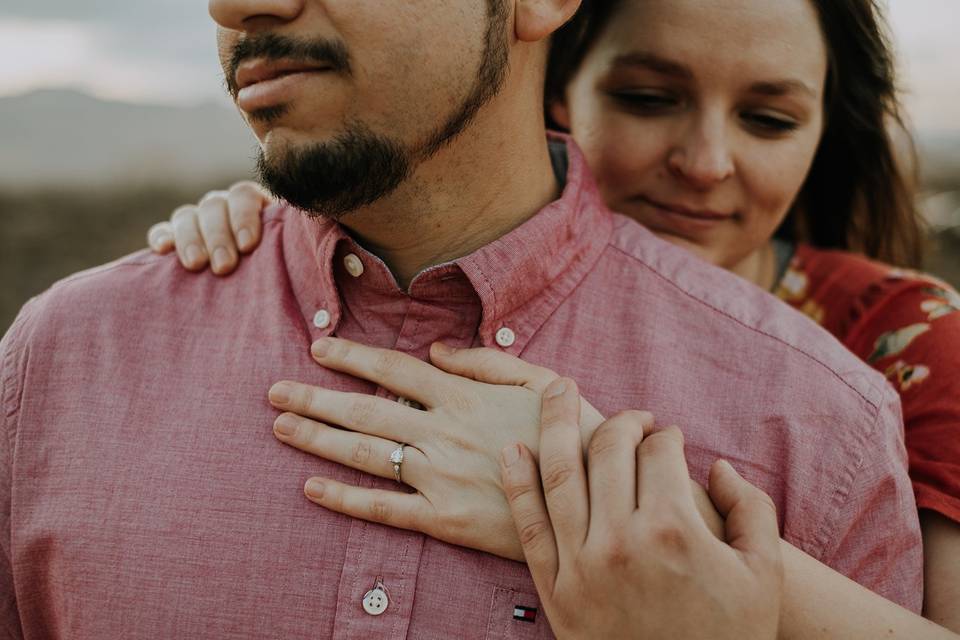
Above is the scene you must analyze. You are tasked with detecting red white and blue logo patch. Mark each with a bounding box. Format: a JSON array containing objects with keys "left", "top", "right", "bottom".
[{"left": 513, "top": 605, "right": 538, "bottom": 623}]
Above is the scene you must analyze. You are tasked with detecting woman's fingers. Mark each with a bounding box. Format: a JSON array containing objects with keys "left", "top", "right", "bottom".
[
  {"left": 537, "top": 378, "right": 589, "bottom": 556},
  {"left": 303, "top": 478, "right": 433, "bottom": 533},
  {"left": 171, "top": 205, "right": 209, "bottom": 271},
  {"left": 500, "top": 443, "right": 560, "bottom": 589},
  {"left": 273, "top": 412, "right": 426, "bottom": 484},
  {"left": 584, "top": 411, "right": 651, "bottom": 529},
  {"left": 227, "top": 181, "right": 270, "bottom": 253},
  {"left": 707, "top": 460, "right": 781, "bottom": 563},
  {"left": 147, "top": 222, "right": 175, "bottom": 254},
  {"left": 312, "top": 338, "right": 459, "bottom": 407},
  {"left": 269, "top": 381, "right": 431, "bottom": 445},
  {"left": 197, "top": 191, "right": 240, "bottom": 275},
  {"left": 429, "top": 343, "right": 557, "bottom": 389}
]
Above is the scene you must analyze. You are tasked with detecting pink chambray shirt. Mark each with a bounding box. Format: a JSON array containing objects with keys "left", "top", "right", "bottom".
[{"left": 1, "top": 138, "right": 921, "bottom": 639}]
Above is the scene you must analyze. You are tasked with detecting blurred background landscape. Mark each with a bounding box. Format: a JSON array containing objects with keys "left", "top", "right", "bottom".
[{"left": 1, "top": 1, "right": 958, "bottom": 332}]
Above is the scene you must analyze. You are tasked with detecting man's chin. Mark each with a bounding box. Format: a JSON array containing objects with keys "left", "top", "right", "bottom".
[{"left": 255, "top": 125, "right": 411, "bottom": 219}]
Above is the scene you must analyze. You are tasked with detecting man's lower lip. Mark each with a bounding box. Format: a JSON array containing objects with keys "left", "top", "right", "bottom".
[{"left": 236, "top": 70, "right": 329, "bottom": 113}]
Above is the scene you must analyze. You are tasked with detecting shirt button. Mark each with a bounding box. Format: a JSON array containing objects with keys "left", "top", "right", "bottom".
[
  {"left": 344, "top": 253, "right": 365, "bottom": 278},
  {"left": 362, "top": 587, "right": 389, "bottom": 616},
  {"left": 495, "top": 327, "right": 516, "bottom": 348},
  {"left": 313, "top": 309, "right": 331, "bottom": 329}
]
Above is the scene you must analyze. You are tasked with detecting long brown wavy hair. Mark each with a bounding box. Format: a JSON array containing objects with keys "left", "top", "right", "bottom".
[{"left": 545, "top": 0, "right": 925, "bottom": 268}]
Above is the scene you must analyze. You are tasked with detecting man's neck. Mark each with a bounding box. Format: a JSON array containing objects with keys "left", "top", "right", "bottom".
[{"left": 336, "top": 107, "right": 560, "bottom": 290}]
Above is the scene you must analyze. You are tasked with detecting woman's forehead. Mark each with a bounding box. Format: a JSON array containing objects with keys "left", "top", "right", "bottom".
[{"left": 592, "top": 0, "right": 827, "bottom": 83}]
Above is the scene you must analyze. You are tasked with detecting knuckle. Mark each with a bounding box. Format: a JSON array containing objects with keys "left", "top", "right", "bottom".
[
  {"left": 350, "top": 440, "right": 373, "bottom": 466},
  {"left": 516, "top": 516, "right": 550, "bottom": 547},
  {"left": 503, "top": 480, "right": 538, "bottom": 506},
  {"left": 640, "top": 516, "right": 693, "bottom": 557},
  {"left": 610, "top": 410, "right": 655, "bottom": 429},
  {"left": 326, "top": 339, "right": 351, "bottom": 362},
  {"left": 642, "top": 429, "right": 683, "bottom": 457},
  {"left": 199, "top": 190, "right": 229, "bottom": 205},
  {"left": 540, "top": 457, "right": 575, "bottom": 494},
  {"left": 368, "top": 499, "right": 392, "bottom": 523},
  {"left": 229, "top": 180, "right": 261, "bottom": 195},
  {"left": 595, "top": 534, "right": 633, "bottom": 569},
  {"left": 324, "top": 483, "right": 344, "bottom": 511},
  {"left": 372, "top": 349, "right": 404, "bottom": 380},
  {"left": 588, "top": 419, "right": 635, "bottom": 458},
  {"left": 347, "top": 397, "right": 377, "bottom": 428},
  {"left": 171, "top": 205, "right": 198, "bottom": 225},
  {"left": 540, "top": 403, "right": 574, "bottom": 432}
]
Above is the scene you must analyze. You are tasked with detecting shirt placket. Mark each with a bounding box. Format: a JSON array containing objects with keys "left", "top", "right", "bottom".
[{"left": 330, "top": 287, "right": 479, "bottom": 640}]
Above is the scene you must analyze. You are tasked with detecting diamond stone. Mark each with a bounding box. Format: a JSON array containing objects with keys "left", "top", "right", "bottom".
[{"left": 390, "top": 448, "right": 404, "bottom": 464}]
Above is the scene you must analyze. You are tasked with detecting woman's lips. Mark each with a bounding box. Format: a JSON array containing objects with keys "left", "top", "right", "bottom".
[
  {"left": 633, "top": 196, "right": 737, "bottom": 235},
  {"left": 638, "top": 196, "right": 735, "bottom": 221},
  {"left": 236, "top": 69, "right": 330, "bottom": 113}
]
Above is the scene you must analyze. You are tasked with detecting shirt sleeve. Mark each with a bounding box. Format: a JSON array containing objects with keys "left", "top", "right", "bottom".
[
  {"left": 843, "top": 279, "right": 960, "bottom": 524},
  {"left": 0, "top": 303, "right": 34, "bottom": 640},
  {"left": 819, "top": 386, "right": 924, "bottom": 612}
]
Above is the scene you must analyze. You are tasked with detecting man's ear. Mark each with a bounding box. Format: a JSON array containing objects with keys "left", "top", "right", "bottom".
[
  {"left": 548, "top": 99, "right": 571, "bottom": 130},
  {"left": 515, "top": 0, "right": 582, "bottom": 43}
]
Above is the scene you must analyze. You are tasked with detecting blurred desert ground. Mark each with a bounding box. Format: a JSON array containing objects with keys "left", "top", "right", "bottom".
[{"left": 1, "top": 88, "right": 959, "bottom": 332}]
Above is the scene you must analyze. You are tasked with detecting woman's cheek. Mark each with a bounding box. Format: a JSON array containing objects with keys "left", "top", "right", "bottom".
[
  {"left": 741, "top": 141, "right": 814, "bottom": 232},
  {"left": 583, "top": 117, "right": 667, "bottom": 201}
]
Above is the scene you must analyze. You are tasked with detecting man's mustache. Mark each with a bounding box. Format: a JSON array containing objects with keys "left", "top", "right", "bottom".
[{"left": 226, "top": 33, "right": 352, "bottom": 97}]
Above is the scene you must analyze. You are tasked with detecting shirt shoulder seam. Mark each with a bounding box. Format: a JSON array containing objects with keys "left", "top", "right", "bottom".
[{"left": 605, "top": 241, "right": 882, "bottom": 410}]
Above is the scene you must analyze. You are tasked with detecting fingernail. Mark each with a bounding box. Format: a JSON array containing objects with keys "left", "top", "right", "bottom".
[
  {"left": 304, "top": 478, "right": 325, "bottom": 499},
  {"left": 544, "top": 378, "right": 568, "bottom": 399},
  {"left": 311, "top": 339, "right": 331, "bottom": 359},
  {"left": 237, "top": 228, "right": 253, "bottom": 249},
  {"left": 186, "top": 245, "right": 204, "bottom": 266},
  {"left": 432, "top": 342, "right": 456, "bottom": 356},
  {"left": 212, "top": 247, "right": 230, "bottom": 272},
  {"left": 501, "top": 444, "right": 521, "bottom": 467},
  {"left": 274, "top": 415, "right": 298, "bottom": 438},
  {"left": 154, "top": 232, "right": 173, "bottom": 248},
  {"left": 269, "top": 382, "right": 291, "bottom": 405}
]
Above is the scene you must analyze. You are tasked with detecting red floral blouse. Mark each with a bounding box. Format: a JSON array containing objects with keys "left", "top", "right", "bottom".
[{"left": 775, "top": 244, "right": 960, "bottom": 522}]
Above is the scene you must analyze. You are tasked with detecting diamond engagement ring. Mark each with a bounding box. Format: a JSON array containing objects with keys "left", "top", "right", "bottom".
[{"left": 390, "top": 445, "right": 406, "bottom": 484}]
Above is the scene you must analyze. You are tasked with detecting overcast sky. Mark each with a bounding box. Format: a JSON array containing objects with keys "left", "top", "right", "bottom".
[{"left": 0, "top": 1, "right": 957, "bottom": 132}]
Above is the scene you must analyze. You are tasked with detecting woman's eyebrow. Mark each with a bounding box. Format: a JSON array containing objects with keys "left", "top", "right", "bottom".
[
  {"left": 610, "top": 52, "right": 693, "bottom": 79},
  {"left": 749, "top": 80, "right": 818, "bottom": 99}
]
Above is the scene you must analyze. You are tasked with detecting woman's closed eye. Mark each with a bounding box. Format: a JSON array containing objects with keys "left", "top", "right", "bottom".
[
  {"left": 741, "top": 110, "right": 801, "bottom": 136},
  {"left": 608, "top": 89, "right": 682, "bottom": 113}
]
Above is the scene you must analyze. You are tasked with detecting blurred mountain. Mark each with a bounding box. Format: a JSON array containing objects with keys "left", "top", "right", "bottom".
[
  {"left": 0, "top": 89, "right": 256, "bottom": 189},
  {"left": 918, "top": 131, "right": 960, "bottom": 194}
]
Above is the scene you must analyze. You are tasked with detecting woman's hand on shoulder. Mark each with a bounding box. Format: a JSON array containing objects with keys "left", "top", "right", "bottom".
[
  {"left": 501, "top": 379, "right": 783, "bottom": 640},
  {"left": 147, "top": 180, "right": 272, "bottom": 275}
]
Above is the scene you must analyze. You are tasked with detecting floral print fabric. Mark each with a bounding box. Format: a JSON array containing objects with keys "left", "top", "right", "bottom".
[{"left": 776, "top": 244, "right": 960, "bottom": 522}]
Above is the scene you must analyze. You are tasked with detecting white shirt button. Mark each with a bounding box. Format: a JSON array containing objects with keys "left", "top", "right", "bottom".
[
  {"left": 344, "top": 253, "right": 365, "bottom": 278},
  {"left": 495, "top": 327, "right": 516, "bottom": 348},
  {"left": 313, "top": 309, "right": 332, "bottom": 330},
  {"left": 362, "top": 587, "right": 389, "bottom": 616}
]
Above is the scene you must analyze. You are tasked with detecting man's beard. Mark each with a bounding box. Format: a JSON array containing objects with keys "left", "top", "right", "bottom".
[{"left": 247, "top": 0, "right": 510, "bottom": 219}]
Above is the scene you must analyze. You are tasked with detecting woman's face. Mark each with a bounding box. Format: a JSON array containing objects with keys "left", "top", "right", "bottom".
[{"left": 554, "top": 0, "right": 828, "bottom": 276}]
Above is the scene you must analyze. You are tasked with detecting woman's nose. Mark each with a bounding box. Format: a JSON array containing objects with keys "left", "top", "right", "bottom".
[{"left": 667, "top": 115, "right": 735, "bottom": 188}]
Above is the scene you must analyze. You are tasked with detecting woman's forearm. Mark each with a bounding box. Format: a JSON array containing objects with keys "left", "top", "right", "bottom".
[{"left": 779, "top": 541, "right": 955, "bottom": 639}]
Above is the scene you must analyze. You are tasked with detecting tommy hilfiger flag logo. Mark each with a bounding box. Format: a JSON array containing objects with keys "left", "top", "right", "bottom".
[{"left": 513, "top": 605, "right": 538, "bottom": 623}]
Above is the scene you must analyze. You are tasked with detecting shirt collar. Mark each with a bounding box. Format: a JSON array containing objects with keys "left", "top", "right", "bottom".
[{"left": 281, "top": 133, "right": 614, "bottom": 352}]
